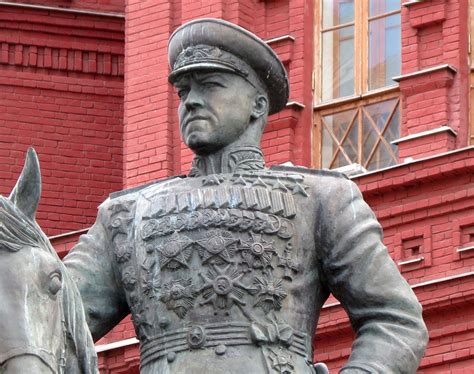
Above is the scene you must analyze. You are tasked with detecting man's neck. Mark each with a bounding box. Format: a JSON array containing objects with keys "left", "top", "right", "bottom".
[{"left": 188, "top": 144, "right": 265, "bottom": 176}]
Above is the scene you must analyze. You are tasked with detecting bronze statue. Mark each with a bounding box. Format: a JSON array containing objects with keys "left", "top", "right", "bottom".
[
  {"left": 2, "top": 19, "right": 428, "bottom": 373},
  {"left": 0, "top": 149, "right": 98, "bottom": 374},
  {"left": 65, "top": 19, "right": 428, "bottom": 373}
]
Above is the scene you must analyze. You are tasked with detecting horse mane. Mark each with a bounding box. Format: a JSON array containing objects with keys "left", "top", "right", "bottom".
[
  {"left": 0, "top": 196, "right": 98, "bottom": 374},
  {"left": 0, "top": 196, "right": 47, "bottom": 252}
]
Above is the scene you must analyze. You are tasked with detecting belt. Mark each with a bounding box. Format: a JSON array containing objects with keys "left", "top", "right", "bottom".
[{"left": 140, "top": 322, "right": 309, "bottom": 368}]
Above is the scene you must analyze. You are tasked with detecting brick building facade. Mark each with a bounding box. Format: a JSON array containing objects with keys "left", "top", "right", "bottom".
[{"left": 0, "top": 0, "right": 473, "bottom": 373}]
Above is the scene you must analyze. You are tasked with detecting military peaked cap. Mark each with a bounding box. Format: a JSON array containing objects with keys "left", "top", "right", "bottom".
[{"left": 168, "top": 18, "right": 289, "bottom": 115}]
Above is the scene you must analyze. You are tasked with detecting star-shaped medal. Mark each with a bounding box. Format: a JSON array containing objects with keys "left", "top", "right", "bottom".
[
  {"left": 291, "top": 182, "right": 309, "bottom": 197},
  {"left": 157, "top": 231, "right": 194, "bottom": 270},
  {"left": 195, "top": 230, "right": 238, "bottom": 264},
  {"left": 238, "top": 232, "right": 276, "bottom": 271},
  {"left": 198, "top": 264, "right": 254, "bottom": 310}
]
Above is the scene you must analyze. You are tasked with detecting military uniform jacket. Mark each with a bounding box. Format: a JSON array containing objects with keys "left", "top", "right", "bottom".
[{"left": 64, "top": 165, "right": 427, "bottom": 374}]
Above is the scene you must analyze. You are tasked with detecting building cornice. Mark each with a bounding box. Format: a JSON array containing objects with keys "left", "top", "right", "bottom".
[
  {"left": 351, "top": 146, "right": 474, "bottom": 192},
  {"left": 0, "top": 1, "right": 125, "bottom": 18},
  {"left": 322, "top": 271, "right": 474, "bottom": 309}
]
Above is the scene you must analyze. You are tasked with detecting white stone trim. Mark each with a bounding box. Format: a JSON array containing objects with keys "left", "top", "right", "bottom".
[
  {"left": 48, "top": 228, "right": 90, "bottom": 241},
  {"left": 392, "top": 64, "right": 457, "bottom": 82},
  {"left": 265, "top": 35, "right": 295, "bottom": 44},
  {"left": 95, "top": 338, "right": 139, "bottom": 353},
  {"left": 457, "top": 246, "right": 474, "bottom": 254},
  {"left": 398, "top": 257, "right": 424, "bottom": 266},
  {"left": 391, "top": 126, "right": 457, "bottom": 145},
  {"left": 323, "top": 271, "right": 474, "bottom": 309},
  {"left": 402, "top": 0, "right": 427, "bottom": 7}
]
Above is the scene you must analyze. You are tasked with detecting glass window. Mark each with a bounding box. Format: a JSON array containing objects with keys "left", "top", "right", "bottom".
[
  {"left": 322, "top": 27, "right": 355, "bottom": 101},
  {"left": 321, "top": 98, "right": 400, "bottom": 171},
  {"left": 316, "top": 1, "right": 401, "bottom": 172},
  {"left": 321, "top": 1, "right": 355, "bottom": 101},
  {"left": 317, "top": 0, "right": 401, "bottom": 101},
  {"left": 368, "top": 9, "right": 401, "bottom": 90},
  {"left": 369, "top": 0, "right": 400, "bottom": 17}
]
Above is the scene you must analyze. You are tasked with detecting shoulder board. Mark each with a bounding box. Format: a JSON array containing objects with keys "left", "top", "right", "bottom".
[
  {"left": 270, "top": 165, "right": 348, "bottom": 180},
  {"left": 110, "top": 175, "right": 186, "bottom": 200}
]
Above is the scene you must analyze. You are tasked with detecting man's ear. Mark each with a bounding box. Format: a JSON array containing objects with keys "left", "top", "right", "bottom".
[{"left": 250, "top": 94, "right": 268, "bottom": 120}]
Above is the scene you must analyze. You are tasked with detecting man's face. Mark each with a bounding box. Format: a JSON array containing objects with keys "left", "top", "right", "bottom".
[{"left": 174, "top": 71, "right": 258, "bottom": 155}]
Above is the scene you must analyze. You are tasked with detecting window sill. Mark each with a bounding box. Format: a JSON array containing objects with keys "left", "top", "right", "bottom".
[
  {"left": 402, "top": 0, "right": 426, "bottom": 7},
  {"left": 398, "top": 257, "right": 424, "bottom": 266},
  {"left": 314, "top": 85, "right": 399, "bottom": 110},
  {"left": 457, "top": 246, "right": 474, "bottom": 254}
]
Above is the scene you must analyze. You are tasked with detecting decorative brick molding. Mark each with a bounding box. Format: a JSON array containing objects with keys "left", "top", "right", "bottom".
[
  {"left": 394, "top": 226, "right": 432, "bottom": 272},
  {"left": 0, "top": 0, "right": 125, "bottom": 14},
  {"left": 265, "top": 34, "right": 295, "bottom": 64},
  {"left": 0, "top": 4, "right": 125, "bottom": 236},
  {"left": 453, "top": 217, "right": 474, "bottom": 260},
  {"left": 404, "top": 0, "right": 447, "bottom": 28},
  {"left": 0, "top": 42, "right": 124, "bottom": 76}
]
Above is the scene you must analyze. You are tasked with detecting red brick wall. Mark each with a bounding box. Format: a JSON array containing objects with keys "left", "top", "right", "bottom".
[
  {"left": 398, "top": 0, "right": 470, "bottom": 160},
  {"left": 0, "top": 3, "right": 125, "bottom": 235},
  {"left": 316, "top": 149, "right": 474, "bottom": 372},
  {"left": 2, "top": 1, "right": 473, "bottom": 373}
]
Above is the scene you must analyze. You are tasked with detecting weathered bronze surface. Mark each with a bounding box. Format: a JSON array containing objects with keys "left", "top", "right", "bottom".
[
  {"left": 66, "top": 19, "right": 428, "bottom": 373},
  {"left": 0, "top": 148, "right": 98, "bottom": 374},
  {"left": 2, "top": 18, "right": 428, "bottom": 373}
]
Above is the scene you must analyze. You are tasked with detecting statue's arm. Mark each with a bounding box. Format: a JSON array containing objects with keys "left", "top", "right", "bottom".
[
  {"left": 63, "top": 203, "right": 129, "bottom": 342},
  {"left": 318, "top": 177, "right": 428, "bottom": 374}
]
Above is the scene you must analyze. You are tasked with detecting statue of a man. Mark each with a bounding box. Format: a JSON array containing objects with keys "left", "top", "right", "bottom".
[{"left": 64, "top": 19, "right": 428, "bottom": 373}]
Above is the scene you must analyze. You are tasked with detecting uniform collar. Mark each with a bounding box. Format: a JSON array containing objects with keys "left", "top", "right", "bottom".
[{"left": 188, "top": 145, "right": 265, "bottom": 177}]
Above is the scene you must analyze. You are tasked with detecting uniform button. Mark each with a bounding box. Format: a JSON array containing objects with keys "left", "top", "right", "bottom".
[
  {"left": 187, "top": 325, "right": 206, "bottom": 349},
  {"left": 167, "top": 352, "right": 177, "bottom": 362},
  {"left": 215, "top": 344, "right": 227, "bottom": 355}
]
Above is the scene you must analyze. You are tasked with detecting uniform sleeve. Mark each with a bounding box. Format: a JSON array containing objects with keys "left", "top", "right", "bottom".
[
  {"left": 63, "top": 203, "right": 129, "bottom": 341},
  {"left": 318, "top": 178, "right": 428, "bottom": 374}
]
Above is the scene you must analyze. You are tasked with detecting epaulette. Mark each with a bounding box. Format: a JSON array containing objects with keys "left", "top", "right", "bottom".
[
  {"left": 109, "top": 175, "right": 186, "bottom": 200},
  {"left": 270, "top": 165, "right": 349, "bottom": 180}
]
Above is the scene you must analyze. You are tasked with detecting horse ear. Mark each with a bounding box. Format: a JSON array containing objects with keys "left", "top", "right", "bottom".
[{"left": 9, "top": 147, "right": 42, "bottom": 221}]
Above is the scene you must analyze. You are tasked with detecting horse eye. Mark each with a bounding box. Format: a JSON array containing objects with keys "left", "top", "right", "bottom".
[{"left": 48, "top": 272, "right": 62, "bottom": 295}]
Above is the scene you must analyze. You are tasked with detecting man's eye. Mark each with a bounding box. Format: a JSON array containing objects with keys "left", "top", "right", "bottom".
[
  {"left": 177, "top": 89, "right": 189, "bottom": 98},
  {"left": 203, "top": 81, "right": 222, "bottom": 88}
]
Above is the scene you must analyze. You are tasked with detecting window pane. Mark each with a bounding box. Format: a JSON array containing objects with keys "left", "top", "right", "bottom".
[
  {"left": 368, "top": 13, "right": 401, "bottom": 90},
  {"left": 341, "top": 117, "right": 359, "bottom": 165},
  {"left": 322, "top": 125, "right": 336, "bottom": 168},
  {"left": 364, "top": 99, "right": 396, "bottom": 132},
  {"left": 362, "top": 112, "right": 378, "bottom": 163},
  {"left": 322, "top": 26, "right": 355, "bottom": 101},
  {"left": 369, "top": 0, "right": 400, "bottom": 17},
  {"left": 384, "top": 105, "right": 400, "bottom": 156},
  {"left": 321, "top": 109, "right": 357, "bottom": 168},
  {"left": 323, "top": 0, "right": 355, "bottom": 29},
  {"left": 363, "top": 99, "right": 399, "bottom": 170},
  {"left": 366, "top": 143, "right": 394, "bottom": 171}
]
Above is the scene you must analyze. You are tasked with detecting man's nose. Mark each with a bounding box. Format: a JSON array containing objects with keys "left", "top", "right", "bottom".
[{"left": 184, "top": 88, "right": 204, "bottom": 111}]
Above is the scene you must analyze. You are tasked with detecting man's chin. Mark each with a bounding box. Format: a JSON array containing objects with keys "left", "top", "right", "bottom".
[{"left": 186, "top": 134, "right": 220, "bottom": 155}]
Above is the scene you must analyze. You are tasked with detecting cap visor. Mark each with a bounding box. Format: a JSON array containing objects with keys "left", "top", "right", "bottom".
[{"left": 168, "top": 63, "right": 237, "bottom": 83}]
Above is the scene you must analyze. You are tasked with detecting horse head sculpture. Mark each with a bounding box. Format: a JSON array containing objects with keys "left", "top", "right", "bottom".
[{"left": 0, "top": 148, "right": 98, "bottom": 374}]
